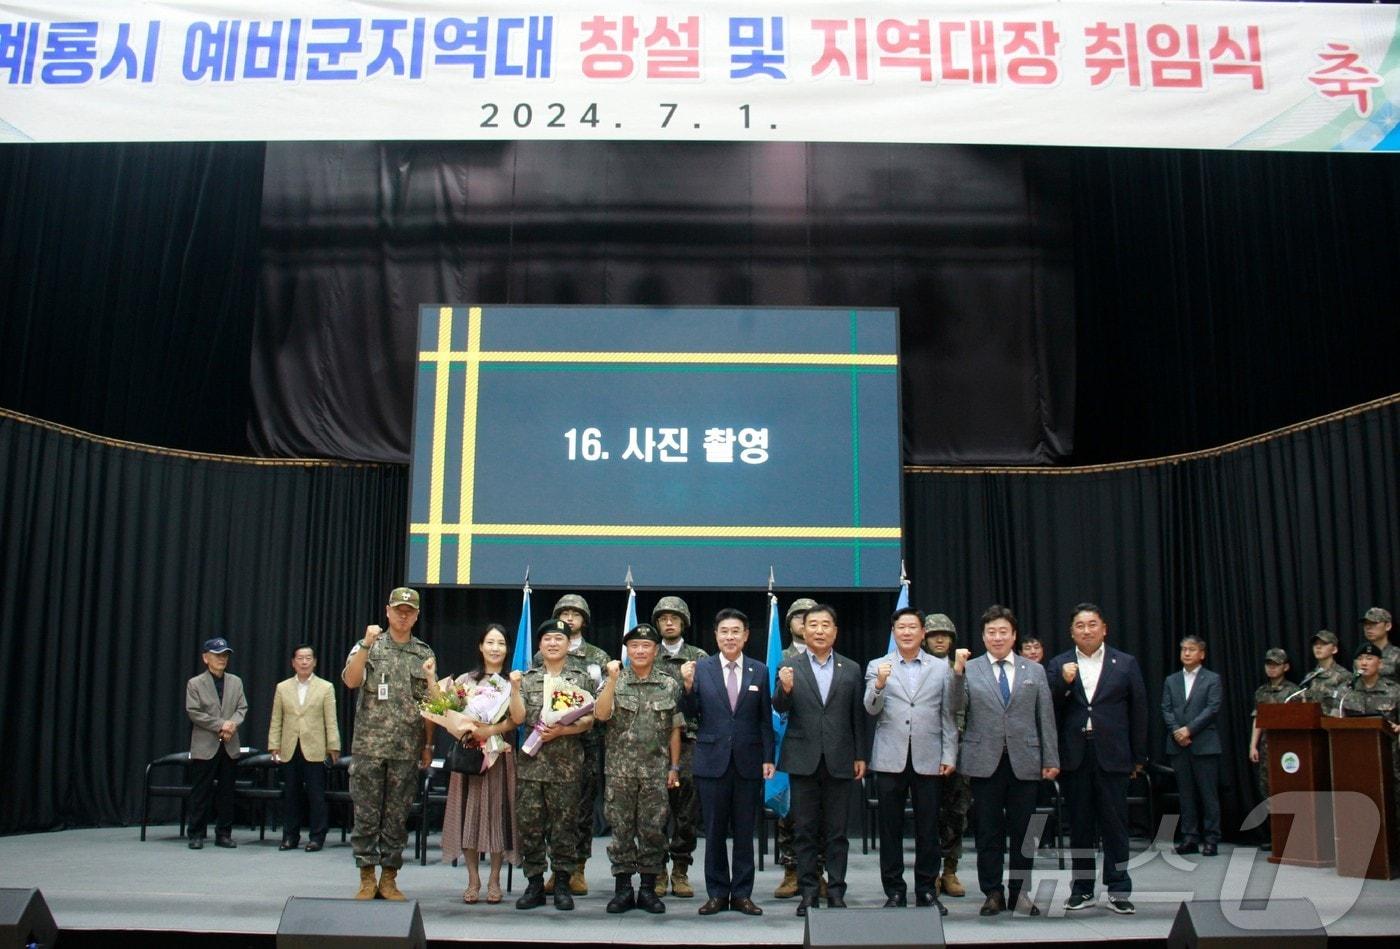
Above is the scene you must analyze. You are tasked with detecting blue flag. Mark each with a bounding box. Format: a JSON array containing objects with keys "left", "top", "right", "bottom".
[
  {"left": 764, "top": 592, "right": 790, "bottom": 817},
  {"left": 511, "top": 582, "right": 533, "bottom": 675},
  {"left": 887, "top": 576, "right": 910, "bottom": 654},
  {"left": 621, "top": 583, "right": 637, "bottom": 667}
]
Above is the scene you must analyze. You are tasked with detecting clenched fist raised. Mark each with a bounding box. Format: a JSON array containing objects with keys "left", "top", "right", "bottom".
[{"left": 778, "top": 666, "right": 795, "bottom": 693}]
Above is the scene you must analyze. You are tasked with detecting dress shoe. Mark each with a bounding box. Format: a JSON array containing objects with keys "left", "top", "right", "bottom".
[
  {"left": 1012, "top": 893, "right": 1041, "bottom": 916},
  {"left": 826, "top": 895, "right": 847, "bottom": 908},
  {"left": 1174, "top": 841, "right": 1200, "bottom": 855},
  {"left": 1202, "top": 842, "right": 1219, "bottom": 856},
  {"left": 796, "top": 897, "right": 815, "bottom": 917},
  {"left": 187, "top": 836, "right": 204, "bottom": 850},
  {"left": 731, "top": 897, "right": 763, "bottom": 916},
  {"left": 214, "top": 836, "right": 236, "bottom": 849},
  {"left": 279, "top": 838, "right": 299, "bottom": 851},
  {"left": 883, "top": 893, "right": 908, "bottom": 908},
  {"left": 698, "top": 897, "right": 729, "bottom": 916},
  {"left": 918, "top": 892, "right": 947, "bottom": 915},
  {"left": 979, "top": 893, "right": 1006, "bottom": 917},
  {"left": 305, "top": 840, "right": 324, "bottom": 852}
]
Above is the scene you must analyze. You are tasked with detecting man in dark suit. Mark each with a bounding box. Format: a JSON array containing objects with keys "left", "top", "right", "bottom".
[
  {"left": 680, "top": 608, "right": 775, "bottom": 916},
  {"left": 1161, "top": 635, "right": 1223, "bottom": 855},
  {"left": 773, "top": 604, "right": 867, "bottom": 916},
  {"left": 1045, "top": 603, "right": 1147, "bottom": 915},
  {"left": 957, "top": 606, "right": 1059, "bottom": 917}
]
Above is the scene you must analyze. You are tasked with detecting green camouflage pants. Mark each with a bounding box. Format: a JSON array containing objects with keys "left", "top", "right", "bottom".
[
  {"left": 350, "top": 756, "right": 419, "bottom": 869},
  {"left": 663, "top": 740, "right": 699, "bottom": 868},
  {"left": 1255, "top": 737, "right": 1271, "bottom": 804},
  {"left": 574, "top": 741, "right": 601, "bottom": 862},
  {"left": 606, "top": 775, "right": 671, "bottom": 876},
  {"left": 777, "top": 811, "right": 824, "bottom": 870},
  {"left": 519, "top": 779, "right": 581, "bottom": 879},
  {"left": 939, "top": 773, "right": 970, "bottom": 863}
]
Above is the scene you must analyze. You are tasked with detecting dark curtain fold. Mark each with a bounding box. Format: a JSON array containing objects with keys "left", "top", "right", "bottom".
[
  {"left": 3, "top": 398, "right": 1394, "bottom": 833},
  {"left": 0, "top": 142, "right": 264, "bottom": 454}
]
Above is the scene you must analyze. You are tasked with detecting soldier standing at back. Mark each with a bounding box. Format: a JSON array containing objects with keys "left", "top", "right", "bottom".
[
  {"left": 774, "top": 597, "right": 820, "bottom": 899},
  {"left": 1339, "top": 642, "right": 1400, "bottom": 814},
  {"left": 1248, "top": 647, "right": 1297, "bottom": 837},
  {"left": 536, "top": 594, "right": 610, "bottom": 896},
  {"left": 1360, "top": 608, "right": 1399, "bottom": 682},
  {"left": 651, "top": 595, "right": 706, "bottom": 898},
  {"left": 342, "top": 587, "right": 436, "bottom": 901},
  {"left": 1303, "top": 630, "right": 1352, "bottom": 715},
  {"left": 923, "top": 612, "right": 971, "bottom": 898},
  {"left": 512, "top": 619, "right": 598, "bottom": 910},
  {"left": 595, "top": 623, "right": 684, "bottom": 914}
]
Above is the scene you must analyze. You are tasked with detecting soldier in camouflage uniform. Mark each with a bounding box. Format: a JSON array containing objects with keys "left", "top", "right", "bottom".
[
  {"left": 651, "top": 596, "right": 706, "bottom": 897},
  {"left": 341, "top": 587, "right": 436, "bottom": 901},
  {"left": 535, "top": 593, "right": 610, "bottom": 896},
  {"left": 1361, "top": 608, "right": 1399, "bottom": 683},
  {"left": 595, "top": 623, "right": 684, "bottom": 914},
  {"left": 1338, "top": 642, "right": 1400, "bottom": 815},
  {"left": 1304, "top": 630, "right": 1352, "bottom": 715},
  {"left": 1248, "top": 648, "right": 1298, "bottom": 819},
  {"left": 774, "top": 597, "right": 820, "bottom": 898},
  {"left": 511, "top": 618, "right": 598, "bottom": 911},
  {"left": 923, "top": 612, "right": 970, "bottom": 898}
]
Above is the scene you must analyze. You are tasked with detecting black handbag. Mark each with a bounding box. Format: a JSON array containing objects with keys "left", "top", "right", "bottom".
[{"left": 446, "top": 740, "right": 485, "bottom": 775}]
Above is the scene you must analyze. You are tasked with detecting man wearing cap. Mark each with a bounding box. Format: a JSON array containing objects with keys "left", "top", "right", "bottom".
[
  {"left": 651, "top": 596, "right": 706, "bottom": 898},
  {"left": 185, "top": 637, "right": 247, "bottom": 850},
  {"left": 1340, "top": 641, "right": 1400, "bottom": 813},
  {"left": 1361, "top": 608, "right": 1399, "bottom": 683},
  {"left": 510, "top": 619, "right": 597, "bottom": 910},
  {"left": 268, "top": 644, "right": 341, "bottom": 852},
  {"left": 1304, "top": 630, "right": 1351, "bottom": 715},
  {"left": 537, "top": 593, "right": 610, "bottom": 896},
  {"left": 1249, "top": 648, "right": 1297, "bottom": 825},
  {"left": 342, "top": 587, "right": 436, "bottom": 900},
  {"left": 1161, "top": 636, "right": 1223, "bottom": 856},
  {"left": 773, "top": 597, "right": 819, "bottom": 899},
  {"left": 923, "top": 612, "right": 972, "bottom": 898},
  {"left": 594, "top": 623, "right": 684, "bottom": 914}
]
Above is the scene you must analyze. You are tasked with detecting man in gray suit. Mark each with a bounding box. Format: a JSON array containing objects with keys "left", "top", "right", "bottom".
[
  {"left": 185, "top": 637, "right": 247, "bottom": 849},
  {"left": 774, "top": 604, "right": 867, "bottom": 916},
  {"left": 957, "top": 606, "right": 1059, "bottom": 917},
  {"left": 864, "top": 607, "right": 959, "bottom": 912},
  {"left": 1161, "top": 635, "right": 1223, "bottom": 855}
]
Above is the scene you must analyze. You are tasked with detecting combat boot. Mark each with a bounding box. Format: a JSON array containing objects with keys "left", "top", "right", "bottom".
[
  {"left": 669, "top": 862, "right": 694, "bottom": 898},
  {"left": 377, "top": 867, "right": 406, "bottom": 901},
  {"left": 653, "top": 868, "right": 668, "bottom": 895},
  {"left": 636, "top": 874, "right": 666, "bottom": 914},
  {"left": 607, "top": 874, "right": 637, "bottom": 914},
  {"left": 773, "top": 866, "right": 799, "bottom": 899},
  {"left": 570, "top": 860, "right": 589, "bottom": 895},
  {"left": 553, "top": 871, "right": 576, "bottom": 910},
  {"left": 516, "top": 875, "right": 547, "bottom": 910},
  {"left": 355, "top": 866, "right": 378, "bottom": 900},
  {"left": 939, "top": 858, "right": 966, "bottom": 897}
]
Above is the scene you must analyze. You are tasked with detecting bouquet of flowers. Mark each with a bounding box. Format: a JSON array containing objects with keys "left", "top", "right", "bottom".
[
  {"left": 463, "top": 673, "right": 513, "bottom": 768},
  {"left": 420, "top": 673, "right": 515, "bottom": 769},
  {"left": 521, "top": 675, "right": 595, "bottom": 757}
]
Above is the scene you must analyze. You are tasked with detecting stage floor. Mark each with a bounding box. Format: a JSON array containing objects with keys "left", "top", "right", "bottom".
[{"left": 1, "top": 828, "right": 1397, "bottom": 945}]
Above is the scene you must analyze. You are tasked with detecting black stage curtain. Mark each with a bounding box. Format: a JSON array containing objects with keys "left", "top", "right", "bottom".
[
  {"left": 251, "top": 141, "right": 1077, "bottom": 466},
  {"left": 2, "top": 397, "right": 1393, "bottom": 833},
  {"left": 0, "top": 143, "right": 265, "bottom": 454}
]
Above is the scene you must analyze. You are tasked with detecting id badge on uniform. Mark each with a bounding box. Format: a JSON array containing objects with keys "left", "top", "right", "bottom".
[{"left": 378, "top": 672, "right": 389, "bottom": 701}]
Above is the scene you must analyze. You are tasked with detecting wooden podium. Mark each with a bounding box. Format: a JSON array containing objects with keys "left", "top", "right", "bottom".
[
  {"left": 1322, "top": 716, "right": 1399, "bottom": 879},
  {"left": 1257, "top": 702, "right": 1333, "bottom": 866}
]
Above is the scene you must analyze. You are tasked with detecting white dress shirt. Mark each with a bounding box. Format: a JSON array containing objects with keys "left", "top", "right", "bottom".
[
  {"left": 1182, "top": 666, "right": 1199, "bottom": 701},
  {"left": 990, "top": 654, "right": 1017, "bottom": 693},
  {"left": 296, "top": 677, "right": 310, "bottom": 706}
]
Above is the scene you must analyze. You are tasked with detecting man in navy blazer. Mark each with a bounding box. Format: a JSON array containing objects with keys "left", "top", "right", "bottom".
[
  {"left": 1045, "top": 603, "right": 1148, "bottom": 915},
  {"left": 681, "top": 608, "right": 775, "bottom": 916},
  {"left": 1161, "top": 635, "right": 1223, "bottom": 855}
]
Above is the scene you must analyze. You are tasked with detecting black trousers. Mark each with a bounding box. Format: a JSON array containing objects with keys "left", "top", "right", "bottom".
[
  {"left": 282, "top": 748, "right": 329, "bottom": 843},
  {"left": 1171, "top": 753, "right": 1221, "bottom": 845},
  {"left": 1064, "top": 739, "right": 1132, "bottom": 897},
  {"left": 875, "top": 759, "right": 942, "bottom": 897},
  {"left": 970, "top": 752, "right": 1039, "bottom": 899},
  {"left": 791, "top": 757, "right": 853, "bottom": 900},
  {"left": 189, "top": 751, "right": 236, "bottom": 839},
  {"left": 696, "top": 763, "right": 762, "bottom": 899}
]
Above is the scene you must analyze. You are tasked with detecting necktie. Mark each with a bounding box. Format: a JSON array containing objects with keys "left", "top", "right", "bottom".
[
  {"left": 727, "top": 662, "right": 740, "bottom": 712},
  {"left": 997, "top": 660, "right": 1011, "bottom": 706}
]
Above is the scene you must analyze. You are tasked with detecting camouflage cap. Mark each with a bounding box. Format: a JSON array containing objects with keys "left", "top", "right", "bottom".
[
  {"left": 924, "top": 613, "right": 957, "bottom": 638},
  {"left": 552, "top": 594, "right": 591, "bottom": 622},
  {"left": 785, "top": 597, "right": 818, "bottom": 622},
  {"left": 1311, "top": 629, "right": 1339, "bottom": 646},
  {"left": 624, "top": 623, "right": 662, "bottom": 645},
  {"left": 536, "top": 618, "right": 570, "bottom": 639},
  {"left": 1362, "top": 607, "right": 1392, "bottom": 625},
  {"left": 386, "top": 587, "right": 420, "bottom": 610},
  {"left": 1356, "top": 642, "right": 1384, "bottom": 659},
  {"left": 651, "top": 596, "right": 691, "bottom": 629},
  {"left": 1264, "top": 648, "right": 1289, "bottom": 664}
]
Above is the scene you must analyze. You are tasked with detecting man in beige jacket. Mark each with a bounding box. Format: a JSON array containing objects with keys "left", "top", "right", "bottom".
[{"left": 269, "top": 644, "right": 341, "bottom": 851}]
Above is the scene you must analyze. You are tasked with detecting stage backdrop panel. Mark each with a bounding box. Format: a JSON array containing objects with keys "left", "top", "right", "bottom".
[{"left": 407, "top": 305, "right": 902, "bottom": 589}]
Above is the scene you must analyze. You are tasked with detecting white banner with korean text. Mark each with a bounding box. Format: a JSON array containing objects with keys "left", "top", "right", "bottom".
[{"left": 2, "top": 0, "right": 1398, "bottom": 151}]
